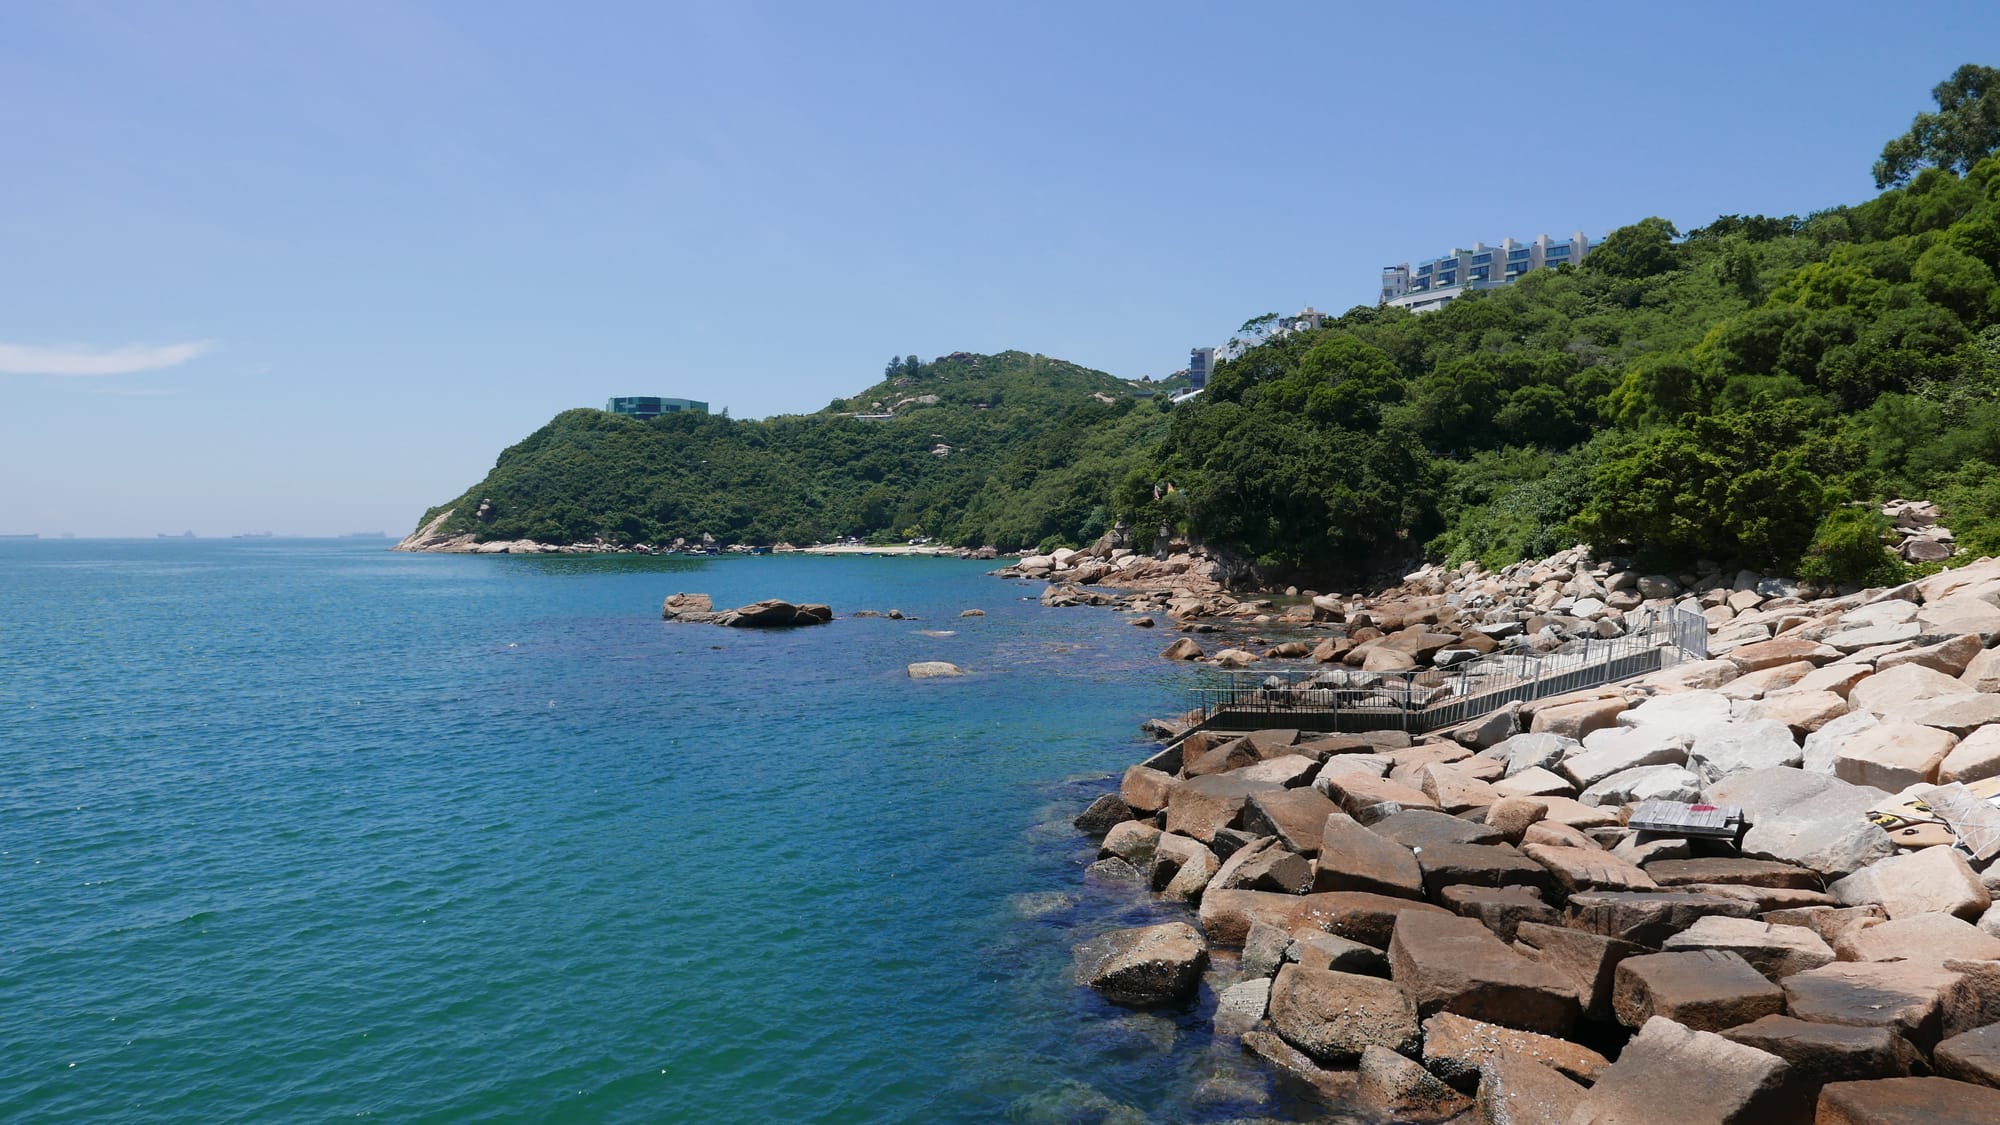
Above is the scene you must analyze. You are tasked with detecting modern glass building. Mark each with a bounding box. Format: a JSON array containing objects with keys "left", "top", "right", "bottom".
[
  {"left": 605, "top": 396, "right": 709, "bottom": 419},
  {"left": 1381, "top": 231, "right": 1598, "bottom": 313}
]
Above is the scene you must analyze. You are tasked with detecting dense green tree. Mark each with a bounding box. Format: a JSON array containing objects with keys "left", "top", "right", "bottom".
[
  {"left": 1585, "top": 217, "right": 1683, "bottom": 279},
  {"left": 1876, "top": 64, "right": 2000, "bottom": 187}
]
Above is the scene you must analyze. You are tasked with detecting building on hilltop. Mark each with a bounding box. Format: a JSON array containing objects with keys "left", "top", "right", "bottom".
[
  {"left": 1381, "top": 231, "right": 1598, "bottom": 314},
  {"left": 1277, "top": 306, "right": 1326, "bottom": 335},
  {"left": 1187, "top": 346, "right": 1217, "bottom": 390},
  {"left": 605, "top": 396, "right": 709, "bottom": 419}
]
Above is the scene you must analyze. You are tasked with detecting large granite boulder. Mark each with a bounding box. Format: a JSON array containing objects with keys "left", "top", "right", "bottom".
[
  {"left": 1843, "top": 913, "right": 2000, "bottom": 963},
  {"left": 1243, "top": 788, "right": 1340, "bottom": 855},
  {"left": 1353, "top": 1044, "right": 1470, "bottom": 1123},
  {"left": 1212, "top": 836, "right": 1315, "bottom": 895},
  {"left": 1687, "top": 719, "right": 1803, "bottom": 785},
  {"left": 1659, "top": 916, "right": 1834, "bottom": 980},
  {"left": 1319, "top": 774, "right": 1438, "bottom": 824},
  {"left": 1848, "top": 662, "right": 1968, "bottom": 714},
  {"left": 1815, "top": 1077, "right": 2000, "bottom": 1125},
  {"left": 1569, "top": 1016, "right": 1794, "bottom": 1125},
  {"left": 1198, "top": 889, "right": 1310, "bottom": 948},
  {"left": 1521, "top": 843, "right": 1658, "bottom": 895},
  {"left": 1722, "top": 1015, "right": 1921, "bottom": 1105},
  {"left": 1439, "top": 882, "right": 1558, "bottom": 941},
  {"left": 1149, "top": 833, "right": 1216, "bottom": 892},
  {"left": 1267, "top": 963, "right": 1420, "bottom": 1064},
  {"left": 1414, "top": 843, "right": 1552, "bottom": 897},
  {"left": 1474, "top": 1047, "right": 1589, "bottom": 1125},
  {"left": 1072, "top": 793, "right": 1133, "bottom": 836},
  {"left": 1370, "top": 808, "right": 1505, "bottom": 849},
  {"left": 1934, "top": 1023, "right": 2000, "bottom": 1090},
  {"left": 1562, "top": 891, "right": 1761, "bottom": 948},
  {"left": 1164, "top": 773, "right": 1283, "bottom": 843},
  {"left": 1561, "top": 727, "right": 1694, "bottom": 790},
  {"left": 1831, "top": 721, "right": 1959, "bottom": 790},
  {"left": 1418, "top": 1011, "right": 1608, "bottom": 1093},
  {"left": 1782, "top": 961, "right": 1964, "bottom": 1048},
  {"left": 1497, "top": 732, "right": 1578, "bottom": 777},
  {"left": 1643, "top": 857, "right": 1823, "bottom": 890},
  {"left": 1617, "top": 689, "right": 1733, "bottom": 730},
  {"left": 1514, "top": 921, "right": 1647, "bottom": 1021},
  {"left": 1705, "top": 767, "right": 1897, "bottom": 878},
  {"left": 1580, "top": 763, "right": 1703, "bottom": 807},
  {"left": 1940, "top": 725, "right": 2000, "bottom": 785},
  {"left": 1238, "top": 1029, "right": 1359, "bottom": 1105},
  {"left": 1829, "top": 845, "right": 1991, "bottom": 921},
  {"left": 1097, "top": 820, "right": 1160, "bottom": 866},
  {"left": 1890, "top": 692, "right": 2000, "bottom": 736},
  {"left": 1287, "top": 890, "right": 1453, "bottom": 948},
  {"left": 1119, "top": 765, "right": 1174, "bottom": 815},
  {"left": 1387, "top": 911, "right": 1580, "bottom": 1036},
  {"left": 1072, "top": 921, "right": 1208, "bottom": 1006},
  {"left": 1313, "top": 812, "right": 1423, "bottom": 898},
  {"left": 1612, "top": 949, "right": 1785, "bottom": 1032}
]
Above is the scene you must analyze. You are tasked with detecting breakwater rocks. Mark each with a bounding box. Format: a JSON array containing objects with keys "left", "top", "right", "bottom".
[
  {"left": 661, "top": 593, "right": 832, "bottom": 627},
  {"left": 1070, "top": 554, "right": 2000, "bottom": 1123}
]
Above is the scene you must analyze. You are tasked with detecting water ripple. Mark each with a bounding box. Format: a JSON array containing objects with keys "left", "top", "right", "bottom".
[{"left": 0, "top": 542, "right": 1307, "bottom": 1123}]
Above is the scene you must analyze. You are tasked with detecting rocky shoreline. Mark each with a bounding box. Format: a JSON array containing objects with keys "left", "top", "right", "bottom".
[{"left": 1051, "top": 548, "right": 2000, "bottom": 1124}]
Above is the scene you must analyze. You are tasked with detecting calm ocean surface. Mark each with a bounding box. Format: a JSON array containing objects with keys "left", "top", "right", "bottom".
[{"left": 0, "top": 540, "right": 1318, "bottom": 1123}]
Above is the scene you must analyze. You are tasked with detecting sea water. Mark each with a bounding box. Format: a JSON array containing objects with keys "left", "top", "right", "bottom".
[{"left": 0, "top": 540, "right": 1334, "bottom": 1123}]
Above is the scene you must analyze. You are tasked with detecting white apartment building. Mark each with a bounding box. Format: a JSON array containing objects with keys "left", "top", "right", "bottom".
[{"left": 1381, "top": 231, "right": 1597, "bottom": 313}]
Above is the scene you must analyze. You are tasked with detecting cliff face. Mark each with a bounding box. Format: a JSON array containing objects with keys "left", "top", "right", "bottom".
[{"left": 393, "top": 509, "right": 470, "bottom": 552}]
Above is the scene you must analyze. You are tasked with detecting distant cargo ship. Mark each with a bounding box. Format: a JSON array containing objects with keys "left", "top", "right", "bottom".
[
  {"left": 232, "top": 532, "right": 274, "bottom": 539},
  {"left": 158, "top": 531, "right": 196, "bottom": 539},
  {"left": 0, "top": 532, "right": 38, "bottom": 539}
]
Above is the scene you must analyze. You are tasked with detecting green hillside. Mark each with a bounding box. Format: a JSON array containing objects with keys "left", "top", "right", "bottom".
[
  {"left": 414, "top": 350, "right": 1177, "bottom": 550},
  {"left": 414, "top": 66, "right": 2000, "bottom": 582},
  {"left": 1116, "top": 67, "right": 2000, "bottom": 583}
]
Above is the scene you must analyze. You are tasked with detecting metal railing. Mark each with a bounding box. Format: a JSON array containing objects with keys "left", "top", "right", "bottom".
[{"left": 1184, "top": 606, "right": 1708, "bottom": 736}]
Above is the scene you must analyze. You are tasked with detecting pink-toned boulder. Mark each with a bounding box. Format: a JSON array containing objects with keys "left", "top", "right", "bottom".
[
  {"left": 1830, "top": 845, "right": 1991, "bottom": 921},
  {"left": 1816, "top": 1076, "right": 2000, "bottom": 1124},
  {"left": 1267, "top": 963, "right": 1419, "bottom": 1064},
  {"left": 1878, "top": 633, "right": 1985, "bottom": 677},
  {"left": 1831, "top": 721, "right": 1959, "bottom": 790},
  {"left": 1529, "top": 697, "right": 1628, "bottom": 739},
  {"left": 1747, "top": 690, "right": 1850, "bottom": 734},
  {"left": 1611, "top": 949, "right": 1785, "bottom": 1031},
  {"left": 1730, "top": 635, "right": 1840, "bottom": 672},
  {"left": 1568, "top": 1016, "right": 1793, "bottom": 1125},
  {"left": 1940, "top": 725, "right": 2000, "bottom": 785},
  {"left": 1849, "top": 662, "right": 1970, "bottom": 715},
  {"left": 1388, "top": 911, "right": 1580, "bottom": 1036}
]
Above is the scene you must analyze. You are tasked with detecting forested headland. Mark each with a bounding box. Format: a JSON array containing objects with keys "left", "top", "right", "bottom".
[{"left": 411, "top": 66, "right": 2000, "bottom": 586}]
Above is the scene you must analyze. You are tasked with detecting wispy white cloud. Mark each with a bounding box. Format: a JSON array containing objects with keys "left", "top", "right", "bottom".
[{"left": 0, "top": 340, "right": 215, "bottom": 376}]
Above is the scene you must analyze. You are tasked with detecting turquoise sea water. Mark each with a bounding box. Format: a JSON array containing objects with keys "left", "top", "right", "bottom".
[{"left": 1, "top": 540, "right": 1304, "bottom": 1123}]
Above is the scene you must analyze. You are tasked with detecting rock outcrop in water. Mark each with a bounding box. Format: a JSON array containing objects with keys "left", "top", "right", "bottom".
[
  {"left": 1070, "top": 551, "right": 2000, "bottom": 1122},
  {"left": 661, "top": 593, "right": 832, "bottom": 627}
]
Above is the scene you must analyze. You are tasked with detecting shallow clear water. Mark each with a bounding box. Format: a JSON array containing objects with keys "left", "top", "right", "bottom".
[{"left": 0, "top": 540, "right": 1313, "bottom": 1123}]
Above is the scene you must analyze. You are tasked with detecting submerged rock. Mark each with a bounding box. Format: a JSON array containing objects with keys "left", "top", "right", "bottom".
[{"left": 1072, "top": 921, "right": 1208, "bottom": 1006}]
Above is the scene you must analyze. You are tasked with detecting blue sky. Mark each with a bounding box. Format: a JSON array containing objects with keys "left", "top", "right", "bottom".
[{"left": 0, "top": 1, "right": 1992, "bottom": 536}]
